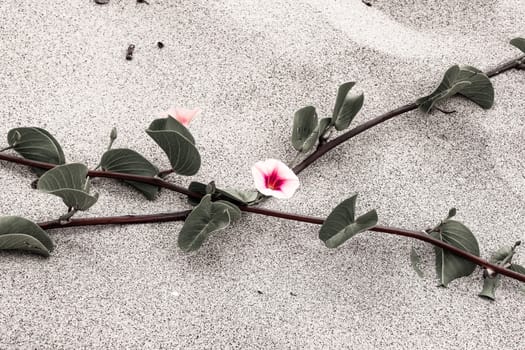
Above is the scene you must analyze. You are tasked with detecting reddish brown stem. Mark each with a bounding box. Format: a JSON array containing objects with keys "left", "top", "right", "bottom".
[
  {"left": 35, "top": 204, "right": 525, "bottom": 283},
  {"left": 292, "top": 55, "right": 525, "bottom": 175},
  {"left": 38, "top": 210, "right": 191, "bottom": 230}
]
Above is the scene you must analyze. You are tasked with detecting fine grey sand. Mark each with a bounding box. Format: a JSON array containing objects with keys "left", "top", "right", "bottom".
[{"left": 1, "top": 0, "right": 524, "bottom": 348}]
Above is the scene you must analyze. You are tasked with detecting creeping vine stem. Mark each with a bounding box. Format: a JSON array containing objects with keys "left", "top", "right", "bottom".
[{"left": 1, "top": 55, "right": 525, "bottom": 284}]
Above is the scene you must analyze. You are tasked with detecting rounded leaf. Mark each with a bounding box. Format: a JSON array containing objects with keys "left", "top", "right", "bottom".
[
  {"left": 510, "top": 37, "right": 525, "bottom": 53},
  {"left": 7, "top": 127, "right": 65, "bottom": 175},
  {"left": 178, "top": 195, "right": 234, "bottom": 252},
  {"left": 0, "top": 216, "right": 53, "bottom": 256},
  {"left": 100, "top": 148, "right": 159, "bottom": 200},
  {"left": 416, "top": 65, "right": 494, "bottom": 113},
  {"left": 432, "top": 220, "right": 480, "bottom": 287},
  {"left": 146, "top": 117, "right": 200, "bottom": 176},
  {"left": 37, "top": 163, "right": 98, "bottom": 211}
]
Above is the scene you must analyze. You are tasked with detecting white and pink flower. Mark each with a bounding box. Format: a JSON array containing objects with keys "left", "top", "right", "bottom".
[
  {"left": 251, "top": 159, "right": 300, "bottom": 199},
  {"left": 162, "top": 106, "right": 201, "bottom": 127}
]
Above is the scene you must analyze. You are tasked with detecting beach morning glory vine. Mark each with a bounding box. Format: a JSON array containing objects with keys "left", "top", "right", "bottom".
[{"left": 1, "top": 38, "right": 525, "bottom": 301}]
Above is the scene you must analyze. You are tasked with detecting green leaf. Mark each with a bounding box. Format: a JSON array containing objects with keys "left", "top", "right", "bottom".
[
  {"left": 177, "top": 194, "right": 240, "bottom": 252},
  {"left": 0, "top": 216, "right": 53, "bottom": 256},
  {"left": 332, "top": 82, "right": 355, "bottom": 120},
  {"left": 292, "top": 106, "right": 318, "bottom": 152},
  {"left": 7, "top": 127, "right": 65, "bottom": 176},
  {"left": 510, "top": 37, "right": 525, "bottom": 53},
  {"left": 317, "top": 117, "right": 332, "bottom": 139},
  {"left": 220, "top": 188, "right": 259, "bottom": 205},
  {"left": 100, "top": 148, "right": 159, "bottom": 200},
  {"left": 456, "top": 65, "right": 494, "bottom": 109},
  {"left": 431, "top": 220, "right": 480, "bottom": 287},
  {"left": 319, "top": 195, "right": 378, "bottom": 248},
  {"left": 334, "top": 92, "right": 364, "bottom": 131},
  {"left": 410, "top": 247, "right": 424, "bottom": 278},
  {"left": 490, "top": 246, "right": 513, "bottom": 264},
  {"left": 416, "top": 65, "right": 494, "bottom": 113},
  {"left": 214, "top": 200, "right": 242, "bottom": 221},
  {"left": 479, "top": 275, "right": 500, "bottom": 301},
  {"left": 478, "top": 245, "right": 517, "bottom": 300},
  {"left": 188, "top": 181, "right": 258, "bottom": 206},
  {"left": 37, "top": 163, "right": 98, "bottom": 211},
  {"left": 146, "top": 117, "right": 200, "bottom": 176}
]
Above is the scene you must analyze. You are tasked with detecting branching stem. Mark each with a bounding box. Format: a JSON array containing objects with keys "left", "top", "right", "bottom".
[{"left": 1, "top": 55, "right": 525, "bottom": 284}]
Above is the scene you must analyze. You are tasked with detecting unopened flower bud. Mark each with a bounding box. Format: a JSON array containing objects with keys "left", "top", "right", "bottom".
[{"left": 110, "top": 127, "right": 117, "bottom": 141}]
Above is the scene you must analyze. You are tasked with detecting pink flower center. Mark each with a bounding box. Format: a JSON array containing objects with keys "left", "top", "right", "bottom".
[{"left": 264, "top": 169, "right": 285, "bottom": 190}]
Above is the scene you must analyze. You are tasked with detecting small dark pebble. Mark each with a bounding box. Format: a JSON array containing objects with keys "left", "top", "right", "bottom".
[
  {"left": 94, "top": 0, "right": 110, "bottom": 4},
  {"left": 157, "top": 41, "right": 164, "bottom": 49},
  {"left": 257, "top": 290, "right": 263, "bottom": 295},
  {"left": 362, "top": 0, "right": 372, "bottom": 6},
  {"left": 290, "top": 292, "right": 297, "bottom": 297},
  {"left": 126, "top": 44, "right": 135, "bottom": 60},
  {"left": 137, "top": 0, "right": 150, "bottom": 4},
  {"left": 30, "top": 179, "right": 38, "bottom": 189}
]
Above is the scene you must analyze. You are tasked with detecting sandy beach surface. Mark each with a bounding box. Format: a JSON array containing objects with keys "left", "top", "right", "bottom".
[{"left": 1, "top": 0, "right": 524, "bottom": 348}]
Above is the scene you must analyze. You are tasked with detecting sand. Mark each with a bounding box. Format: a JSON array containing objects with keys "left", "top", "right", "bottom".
[{"left": 0, "top": 0, "right": 524, "bottom": 348}]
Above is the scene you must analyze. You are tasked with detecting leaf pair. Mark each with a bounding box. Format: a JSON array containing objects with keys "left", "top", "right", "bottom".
[
  {"left": 178, "top": 194, "right": 241, "bottom": 252},
  {"left": 319, "top": 194, "right": 378, "bottom": 248},
  {"left": 291, "top": 82, "right": 364, "bottom": 152},
  {"left": 416, "top": 65, "right": 494, "bottom": 113},
  {"left": 0, "top": 216, "right": 53, "bottom": 257},
  {"left": 99, "top": 117, "right": 201, "bottom": 199}
]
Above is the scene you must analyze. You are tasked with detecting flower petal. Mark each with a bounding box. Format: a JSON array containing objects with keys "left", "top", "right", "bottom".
[
  {"left": 251, "top": 158, "right": 299, "bottom": 199},
  {"left": 175, "top": 107, "right": 201, "bottom": 126}
]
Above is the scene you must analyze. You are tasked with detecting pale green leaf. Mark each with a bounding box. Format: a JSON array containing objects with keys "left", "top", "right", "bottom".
[
  {"left": 178, "top": 194, "right": 239, "bottom": 252},
  {"left": 334, "top": 93, "right": 364, "bottom": 131},
  {"left": 489, "top": 246, "right": 513, "bottom": 264},
  {"left": 332, "top": 82, "right": 355, "bottom": 120},
  {"left": 7, "top": 127, "right": 65, "bottom": 176},
  {"left": 188, "top": 181, "right": 258, "bottom": 206},
  {"left": 319, "top": 195, "right": 378, "bottom": 248},
  {"left": 510, "top": 37, "right": 525, "bottom": 53},
  {"left": 146, "top": 117, "right": 200, "bottom": 176},
  {"left": 432, "top": 220, "right": 480, "bottom": 287},
  {"left": 100, "top": 148, "right": 159, "bottom": 200},
  {"left": 37, "top": 163, "right": 98, "bottom": 211},
  {"left": 416, "top": 65, "right": 494, "bottom": 113},
  {"left": 292, "top": 106, "right": 318, "bottom": 152},
  {"left": 0, "top": 216, "right": 53, "bottom": 256},
  {"left": 479, "top": 275, "right": 500, "bottom": 301}
]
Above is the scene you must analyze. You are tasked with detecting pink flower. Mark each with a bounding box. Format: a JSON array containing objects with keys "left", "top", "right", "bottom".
[
  {"left": 162, "top": 107, "right": 201, "bottom": 127},
  {"left": 252, "top": 159, "right": 300, "bottom": 199}
]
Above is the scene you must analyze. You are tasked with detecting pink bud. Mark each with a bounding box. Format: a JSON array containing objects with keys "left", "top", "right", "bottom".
[{"left": 252, "top": 159, "right": 300, "bottom": 199}]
